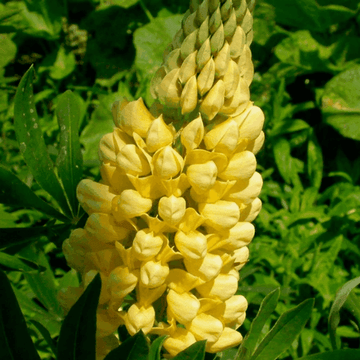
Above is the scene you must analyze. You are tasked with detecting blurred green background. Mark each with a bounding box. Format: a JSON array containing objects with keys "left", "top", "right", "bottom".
[{"left": 1, "top": 0, "right": 360, "bottom": 359}]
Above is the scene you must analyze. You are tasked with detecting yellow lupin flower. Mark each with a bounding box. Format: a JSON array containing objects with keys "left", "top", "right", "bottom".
[{"left": 62, "top": 0, "right": 263, "bottom": 358}]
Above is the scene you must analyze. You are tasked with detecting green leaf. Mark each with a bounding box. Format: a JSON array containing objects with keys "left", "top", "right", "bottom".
[
  {"left": 49, "top": 46, "right": 76, "bottom": 80},
  {"left": 298, "top": 349, "right": 360, "bottom": 360},
  {"left": 0, "top": 252, "right": 43, "bottom": 272},
  {"left": 14, "top": 66, "right": 72, "bottom": 218},
  {"left": 104, "top": 331, "right": 149, "bottom": 360},
  {"left": 0, "top": 34, "right": 17, "bottom": 68},
  {"left": 57, "top": 273, "right": 101, "bottom": 360},
  {"left": 148, "top": 335, "right": 168, "bottom": 360},
  {"left": 99, "top": 0, "right": 139, "bottom": 8},
  {"left": 307, "top": 130, "right": 323, "bottom": 190},
  {"left": 20, "top": 245, "right": 63, "bottom": 317},
  {"left": 322, "top": 65, "right": 360, "bottom": 140},
  {"left": 55, "top": 90, "right": 83, "bottom": 215},
  {"left": 0, "top": 166, "right": 69, "bottom": 223},
  {"left": 134, "top": 15, "right": 183, "bottom": 77},
  {"left": 270, "top": 119, "right": 309, "bottom": 138},
  {"left": 31, "top": 320, "right": 57, "bottom": 358},
  {"left": 238, "top": 288, "right": 280, "bottom": 360},
  {"left": 250, "top": 298, "right": 314, "bottom": 360},
  {"left": 0, "top": 269, "right": 41, "bottom": 360},
  {"left": 172, "top": 340, "right": 206, "bottom": 360},
  {"left": 328, "top": 276, "right": 360, "bottom": 350}
]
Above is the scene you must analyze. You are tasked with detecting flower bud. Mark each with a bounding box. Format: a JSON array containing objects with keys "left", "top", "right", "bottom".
[
  {"left": 197, "top": 37, "right": 211, "bottom": 69},
  {"left": 188, "top": 313, "right": 223, "bottom": 343},
  {"left": 163, "top": 328, "right": 197, "bottom": 357},
  {"left": 153, "top": 146, "right": 183, "bottom": 179},
  {"left": 125, "top": 303, "right": 155, "bottom": 335},
  {"left": 77, "top": 180, "right": 115, "bottom": 214},
  {"left": 223, "top": 295, "right": 248, "bottom": 324},
  {"left": 200, "top": 80, "right": 225, "bottom": 121},
  {"left": 237, "top": 106, "right": 265, "bottom": 141},
  {"left": 181, "top": 115, "right": 204, "bottom": 152},
  {"left": 214, "top": 222, "right": 255, "bottom": 251},
  {"left": 99, "top": 133, "right": 117, "bottom": 164},
  {"left": 197, "top": 58, "right": 215, "bottom": 96},
  {"left": 181, "top": 29, "right": 198, "bottom": 59},
  {"left": 179, "top": 51, "right": 197, "bottom": 84},
  {"left": 119, "top": 98, "right": 154, "bottom": 137},
  {"left": 197, "top": 272, "right": 238, "bottom": 301},
  {"left": 214, "top": 41, "right": 230, "bottom": 77},
  {"left": 158, "top": 195, "right": 186, "bottom": 226},
  {"left": 224, "top": 172, "right": 263, "bottom": 205},
  {"left": 146, "top": 115, "right": 174, "bottom": 153},
  {"left": 116, "top": 144, "right": 151, "bottom": 176},
  {"left": 140, "top": 260, "right": 169, "bottom": 288},
  {"left": 199, "top": 200, "right": 240, "bottom": 231},
  {"left": 180, "top": 75, "right": 198, "bottom": 114},
  {"left": 85, "top": 213, "right": 131, "bottom": 243},
  {"left": 223, "top": 59, "right": 240, "bottom": 98},
  {"left": 206, "top": 327, "right": 243, "bottom": 353},
  {"left": 158, "top": 68, "right": 182, "bottom": 107},
  {"left": 174, "top": 230, "right": 207, "bottom": 259},
  {"left": 210, "top": 23, "right": 224, "bottom": 54},
  {"left": 238, "top": 44, "right": 254, "bottom": 86},
  {"left": 113, "top": 190, "right": 152, "bottom": 218},
  {"left": 218, "top": 150, "right": 256, "bottom": 181},
  {"left": 167, "top": 290, "right": 200, "bottom": 324},
  {"left": 184, "top": 253, "right": 223, "bottom": 281},
  {"left": 187, "top": 161, "right": 217, "bottom": 193},
  {"left": 229, "top": 26, "right": 245, "bottom": 58},
  {"left": 204, "top": 119, "right": 239, "bottom": 154},
  {"left": 132, "top": 229, "right": 164, "bottom": 261},
  {"left": 108, "top": 266, "right": 139, "bottom": 299}
]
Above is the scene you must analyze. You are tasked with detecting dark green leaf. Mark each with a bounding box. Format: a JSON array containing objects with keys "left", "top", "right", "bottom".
[
  {"left": 0, "top": 166, "right": 69, "bottom": 222},
  {"left": 31, "top": 320, "right": 57, "bottom": 358},
  {"left": 57, "top": 273, "right": 101, "bottom": 360},
  {"left": 250, "top": 298, "right": 314, "bottom": 360},
  {"left": 55, "top": 90, "right": 83, "bottom": 215},
  {"left": 322, "top": 65, "right": 360, "bottom": 140},
  {"left": 298, "top": 349, "right": 360, "bottom": 360},
  {"left": 172, "top": 340, "right": 206, "bottom": 360},
  {"left": 0, "top": 252, "right": 43, "bottom": 272},
  {"left": 13, "top": 66, "right": 72, "bottom": 218},
  {"left": 270, "top": 119, "right": 309, "bottom": 138},
  {"left": 237, "top": 288, "right": 280, "bottom": 360},
  {"left": 273, "top": 138, "right": 292, "bottom": 184},
  {"left": 0, "top": 34, "right": 17, "bottom": 68},
  {"left": 104, "top": 331, "right": 149, "bottom": 360},
  {"left": 328, "top": 276, "right": 360, "bottom": 350},
  {"left": 0, "top": 269, "right": 41, "bottom": 360},
  {"left": 148, "top": 335, "right": 168, "bottom": 360},
  {"left": 20, "top": 245, "right": 63, "bottom": 317}
]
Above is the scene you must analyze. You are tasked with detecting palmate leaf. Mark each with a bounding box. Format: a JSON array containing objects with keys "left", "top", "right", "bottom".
[
  {"left": 13, "top": 66, "right": 73, "bottom": 219},
  {"left": 0, "top": 251, "right": 44, "bottom": 273},
  {"left": 57, "top": 273, "right": 101, "bottom": 360},
  {"left": 0, "top": 269, "right": 41, "bottom": 360}
]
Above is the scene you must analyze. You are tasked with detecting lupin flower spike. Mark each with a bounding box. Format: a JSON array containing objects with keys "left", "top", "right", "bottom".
[{"left": 61, "top": 0, "right": 265, "bottom": 358}]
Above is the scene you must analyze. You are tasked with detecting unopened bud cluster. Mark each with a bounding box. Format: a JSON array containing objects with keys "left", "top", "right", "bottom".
[{"left": 61, "top": 0, "right": 264, "bottom": 359}]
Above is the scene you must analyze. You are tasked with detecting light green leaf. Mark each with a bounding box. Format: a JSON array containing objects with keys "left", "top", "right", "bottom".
[
  {"left": 49, "top": 46, "right": 76, "bottom": 80},
  {"left": 322, "top": 65, "right": 360, "bottom": 140},
  {"left": 0, "top": 34, "right": 17, "bottom": 68},
  {"left": 307, "top": 130, "right": 323, "bottom": 190},
  {"left": 329, "top": 276, "right": 360, "bottom": 349},
  {"left": 0, "top": 252, "right": 43, "bottom": 273},
  {"left": 99, "top": 0, "right": 139, "bottom": 8}
]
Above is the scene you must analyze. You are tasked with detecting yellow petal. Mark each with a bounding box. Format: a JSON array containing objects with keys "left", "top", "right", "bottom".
[
  {"left": 198, "top": 200, "right": 240, "bottom": 231},
  {"left": 97, "top": 308, "right": 123, "bottom": 337},
  {"left": 163, "top": 327, "right": 197, "bottom": 357},
  {"left": 108, "top": 266, "right": 139, "bottom": 299},
  {"left": 220, "top": 77, "right": 249, "bottom": 115},
  {"left": 190, "top": 179, "right": 235, "bottom": 204},
  {"left": 218, "top": 150, "right": 256, "bottom": 181},
  {"left": 125, "top": 303, "right": 155, "bottom": 335},
  {"left": 197, "top": 57, "right": 215, "bottom": 96},
  {"left": 200, "top": 79, "right": 225, "bottom": 121},
  {"left": 187, "top": 161, "right": 217, "bottom": 193},
  {"left": 132, "top": 229, "right": 164, "bottom": 261},
  {"left": 174, "top": 230, "right": 207, "bottom": 259},
  {"left": 223, "top": 295, "right": 248, "bottom": 324},
  {"left": 113, "top": 190, "right": 152, "bottom": 218},
  {"left": 206, "top": 327, "right": 243, "bottom": 353},
  {"left": 77, "top": 180, "right": 115, "bottom": 214},
  {"left": 180, "top": 75, "right": 198, "bottom": 114},
  {"left": 178, "top": 207, "right": 204, "bottom": 233},
  {"left": 188, "top": 313, "right": 223, "bottom": 343},
  {"left": 127, "top": 174, "right": 166, "bottom": 200},
  {"left": 184, "top": 253, "right": 223, "bottom": 281},
  {"left": 138, "top": 283, "right": 167, "bottom": 307},
  {"left": 239, "top": 197, "right": 262, "bottom": 222},
  {"left": 146, "top": 114, "right": 174, "bottom": 153},
  {"left": 223, "top": 59, "right": 240, "bottom": 99},
  {"left": 224, "top": 171, "right": 263, "bottom": 205},
  {"left": 167, "top": 290, "right": 200, "bottom": 324},
  {"left": 111, "top": 98, "right": 129, "bottom": 127},
  {"left": 158, "top": 68, "right": 182, "bottom": 107},
  {"left": 153, "top": 146, "right": 184, "bottom": 179},
  {"left": 85, "top": 213, "right": 131, "bottom": 243},
  {"left": 185, "top": 149, "right": 228, "bottom": 173},
  {"left": 233, "top": 246, "right": 249, "bottom": 271},
  {"left": 179, "top": 51, "right": 197, "bottom": 84},
  {"left": 116, "top": 144, "right": 151, "bottom": 176},
  {"left": 167, "top": 269, "right": 203, "bottom": 293},
  {"left": 181, "top": 114, "right": 204, "bottom": 152},
  {"left": 196, "top": 272, "right": 238, "bottom": 301},
  {"left": 247, "top": 131, "right": 265, "bottom": 155},
  {"left": 229, "top": 26, "right": 245, "bottom": 58},
  {"left": 98, "top": 133, "right": 117, "bottom": 164},
  {"left": 214, "top": 41, "right": 230, "bottom": 77},
  {"left": 119, "top": 98, "right": 154, "bottom": 137},
  {"left": 158, "top": 195, "right": 186, "bottom": 226},
  {"left": 140, "top": 260, "right": 169, "bottom": 288}
]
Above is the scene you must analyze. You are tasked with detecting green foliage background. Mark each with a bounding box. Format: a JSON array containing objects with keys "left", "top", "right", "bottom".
[{"left": 1, "top": 0, "right": 360, "bottom": 359}]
